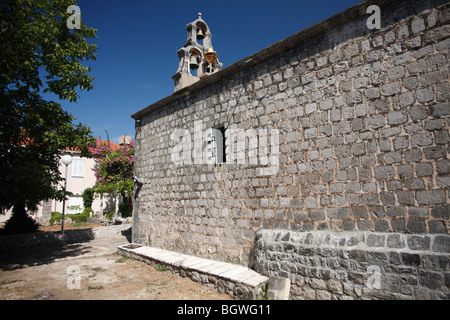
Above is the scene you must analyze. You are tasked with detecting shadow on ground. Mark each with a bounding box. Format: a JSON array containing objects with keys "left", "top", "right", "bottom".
[
  {"left": 0, "top": 242, "right": 93, "bottom": 271},
  {"left": 0, "top": 227, "right": 131, "bottom": 271}
]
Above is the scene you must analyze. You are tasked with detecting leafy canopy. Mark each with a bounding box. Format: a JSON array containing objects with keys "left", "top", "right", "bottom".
[{"left": 0, "top": 0, "right": 98, "bottom": 211}]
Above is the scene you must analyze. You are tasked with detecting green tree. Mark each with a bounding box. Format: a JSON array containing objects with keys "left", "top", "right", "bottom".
[{"left": 0, "top": 0, "right": 97, "bottom": 234}]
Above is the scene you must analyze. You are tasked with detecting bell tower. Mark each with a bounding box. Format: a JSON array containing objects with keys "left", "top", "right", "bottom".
[{"left": 171, "top": 13, "right": 222, "bottom": 92}]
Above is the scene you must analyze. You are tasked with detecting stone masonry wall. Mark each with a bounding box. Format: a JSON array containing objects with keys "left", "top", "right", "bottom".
[
  {"left": 254, "top": 229, "right": 449, "bottom": 299},
  {"left": 132, "top": 0, "right": 449, "bottom": 299}
]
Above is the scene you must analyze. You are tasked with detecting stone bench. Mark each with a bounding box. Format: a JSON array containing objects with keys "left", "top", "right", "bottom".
[{"left": 116, "top": 244, "right": 269, "bottom": 299}]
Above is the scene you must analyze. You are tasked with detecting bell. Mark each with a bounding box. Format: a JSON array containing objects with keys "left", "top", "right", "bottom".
[
  {"left": 197, "top": 28, "right": 204, "bottom": 40},
  {"left": 204, "top": 48, "right": 217, "bottom": 64},
  {"left": 189, "top": 55, "right": 199, "bottom": 69}
]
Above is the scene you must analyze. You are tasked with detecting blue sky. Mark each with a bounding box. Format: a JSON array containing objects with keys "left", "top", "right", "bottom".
[{"left": 53, "top": 0, "right": 361, "bottom": 143}]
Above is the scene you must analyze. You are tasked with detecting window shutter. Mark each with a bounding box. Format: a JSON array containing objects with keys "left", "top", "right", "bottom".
[
  {"left": 207, "top": 127, "right": 225, "bottom": 165},
  {"left": 71, "top": 159, "right": 85, "bottom": 177}
]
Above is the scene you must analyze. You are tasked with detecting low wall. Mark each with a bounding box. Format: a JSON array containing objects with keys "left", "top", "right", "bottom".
[
  {"left": 254, "top": 229, "right": 449, "bottom": 299},
  {"left": 0, "top": 225, "right": 132, "bottom": 253}
]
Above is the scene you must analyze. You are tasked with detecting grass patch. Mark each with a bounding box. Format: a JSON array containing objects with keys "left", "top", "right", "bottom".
[
  {"left": 115, "top": 256, "right": 128, "bottom": 263},
  {"left": 154, "top": 264, "right": 167, "bottom": 272},
  {"left": 88, "top": 285, "right": 104, "bottom": 290},
  {"left": 1, "top": 279, "right": 23, "bottom": 285},
  {"left": 72, "top": 222, "right": 90, "bottom": 228}
]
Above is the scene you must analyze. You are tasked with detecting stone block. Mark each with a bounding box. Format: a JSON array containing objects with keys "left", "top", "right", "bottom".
[
  {"left": 405, "top": 36, "right": 422, "bottom": 49},
  {"left": 404, "top": 178, "right": 425, "bottom": 190},
  {"left": 387, "top": 234, "right": 406, "bottom": 248},
  {"left": 419, "top": 270, "right": 444, "bottom": 291},
  {"left": 421, "top": 71, "right": 441, "bottom": 86},
  {"left": 409, "top": 105, "right": 427, "bottom": 120},
  {"left": 407, "top": 235, "right": 431, "bottom": 250},
  {"left": 364, "top": 87, "right": 381, "bottom": 100},
  {"left": 416, "top": 87, "right": 434, "bottom": 103},
  {"left": 387, "top": 206, "right": 406, "bottom": 217},
  {"left": 436, "top": 160, "right": 450, "bottom": 174},
  {"left": 397, "top": 191, "right": 414, "bottom": 205},
  {"left": 432, "top": 235, "right": 450, "bottom": 253},
  {"left": 388, "top": 66, "right": 406, "bottom": 80},
  {"left": 374, "top": 166, "right": 395, "bottom": 179},
  {"left": 371, "top": 114, "right": 385, "bottom": 129},
  {"left": 367, "top": 234, "right": 385, "bottom": 247},
  {"left": 416, "top": 190, "right": 446, "bottom": 205},
  {"left": 346, "top": 92, "right": 363, "bottom": 104},
  {"left": 415, "top": 162, "right": 433, "bottom": 176},
  {"left": 407, "top": 60, "right": 427, "bottom": 74},
  {"left": 411, "top": 133, "right": 433, "bottom": 147},
  {"left": 381, "top": 81, "right": 401, "bottom": 96},
  {"left": 327, "top": 207, "right": 350, "bottom": 219},
  {"left": 394, "top": 136, "right": 409, "bottom": 150},
  {"left": 305, "top": 103, "right": 317, "bottom": 114},
  {"left": 407, "top": 220, "right": 427, "bottom": 233},
  {"left": 394, "top": 52, "right": 411, "bottom": 65},
  {"left": 423, "top": 146, "right": 445, "bottom": 159},
  {"left": 411, "top": 18, "right": 426, "bottom": 34}
]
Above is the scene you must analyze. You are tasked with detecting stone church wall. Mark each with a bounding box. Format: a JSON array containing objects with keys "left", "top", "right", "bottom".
[{"left": 132, "top": 0, "right": 449, "bottom": 299}]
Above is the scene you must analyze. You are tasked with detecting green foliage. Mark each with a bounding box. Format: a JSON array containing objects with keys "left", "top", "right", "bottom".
[
  {"left": 0, "top": 0, "right": 98, "bottom": 233},
  {"left": 0, "top": 0, "right": 97, "bottom": 102},
  {"left": 90, "top": 141, "right": 134, "bottom": 217},
  {"left": 106, "top": 209, "right": 115, "bottom": 221},
  {"left": 67, "top": 204, "right": 82, "bottom": 213},
  {"left": 82, "top": 207, "right": 94, "bottom": 216},
  {"left": 119, "top": 197, "right": 132, "bottom": 218},
  {"left": 68, "top": 211, "right": 88, "bottom": 222},
  {"left": 49, "top": 211, "right": 62, "bottom": 225},
  {"left": 91, "top": 142, "right": 134, "bottom": 196},
  {"left": 49, "top": 207, "right": 92, "bottom": 225},
  {"left": 154, "top": 264, "right": 167, "bottom": 272},
  {"left": 93, "top": 179, "right": 134, "bottom": 197},
  {"left": 72, "top": 222, "right": 90, "bottom": 228},
  {"left": 81, "top": 188, "right": 94, "bottom": 209}
]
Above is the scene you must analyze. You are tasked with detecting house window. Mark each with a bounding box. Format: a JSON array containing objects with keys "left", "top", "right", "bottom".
[
  {"left": 207, "top": 126, "right": 226, "bottom": 165},
  {"left": 71, "top": 158, "right": 85, "bottom": 177}
]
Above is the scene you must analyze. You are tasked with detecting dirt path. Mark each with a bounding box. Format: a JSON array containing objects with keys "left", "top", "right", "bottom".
[
  {"left": 0, "top": 254, "right": 232, "bottom": 300},
  {"left": 0, "top": 225, "right": 232, "bottom": 300}
]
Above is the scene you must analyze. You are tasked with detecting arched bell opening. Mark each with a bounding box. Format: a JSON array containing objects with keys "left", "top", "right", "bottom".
[
  {"left": 196, "top": 22, "right": 207, "bottom": 45},
  {"left": 204, "top": 48, "right": 217, "bottom": 74},
  {"left": 188, "top": 48, "right": 202, "bottom": 77}
]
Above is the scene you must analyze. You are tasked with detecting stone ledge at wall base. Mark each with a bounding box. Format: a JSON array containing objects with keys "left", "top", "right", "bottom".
[
  {"left": 0, "top": 224, "right": 132, "bottom": 253},
  {"left": 254, "top": 229, "right": 450, "bottom": 300},
  {"left": 117, "top": 244, "right": 269, "bottom": 300},
  {"left": 87, "top": 217, "right": 133, "bottom": 226}
]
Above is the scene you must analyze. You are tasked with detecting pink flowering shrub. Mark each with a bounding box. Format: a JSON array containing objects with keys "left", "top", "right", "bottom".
[{"left": 88, "top": 140, "right": 134, "bottom": 213}]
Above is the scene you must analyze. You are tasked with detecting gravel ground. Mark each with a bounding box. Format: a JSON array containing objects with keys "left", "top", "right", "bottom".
[{"left": 0, "top": 228, "right": 232, "bottom": 300}]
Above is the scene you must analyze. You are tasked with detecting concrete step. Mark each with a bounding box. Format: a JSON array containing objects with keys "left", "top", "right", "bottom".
[{"left": 117, "top": 243, "right": 269, "bottom": 299}]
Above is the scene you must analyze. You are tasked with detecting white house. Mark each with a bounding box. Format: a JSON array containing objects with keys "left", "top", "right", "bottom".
[{"left": 1, "top": 137, "right": 131, "bottom": 227}]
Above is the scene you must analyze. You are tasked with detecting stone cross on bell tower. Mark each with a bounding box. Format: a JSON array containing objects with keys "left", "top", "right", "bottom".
[{"left": 171, "top": 13, "right": 222, "bottom": 92}]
